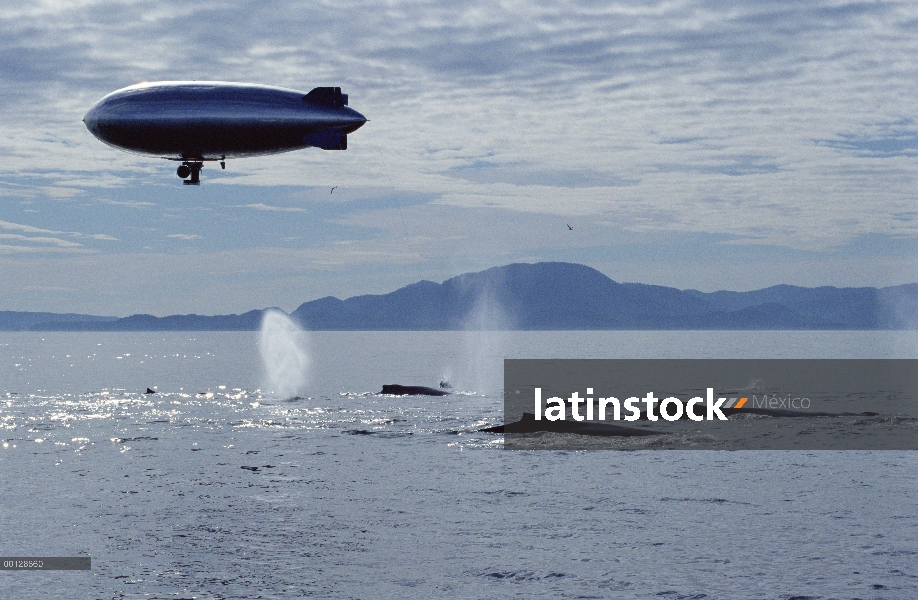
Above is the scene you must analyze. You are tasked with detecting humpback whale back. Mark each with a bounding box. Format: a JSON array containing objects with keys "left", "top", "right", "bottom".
[{"left": 380, "top": 384, "right": 449, "bottom": 396}]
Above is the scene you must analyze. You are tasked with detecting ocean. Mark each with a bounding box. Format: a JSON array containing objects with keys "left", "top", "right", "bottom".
[{"left": 1, "top": 330, "right": 917, "bottom": 599}]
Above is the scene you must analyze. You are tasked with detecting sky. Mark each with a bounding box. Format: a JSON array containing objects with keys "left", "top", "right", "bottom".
[{"left": 2, "top": 0, "right": 918, "bottom": 316}]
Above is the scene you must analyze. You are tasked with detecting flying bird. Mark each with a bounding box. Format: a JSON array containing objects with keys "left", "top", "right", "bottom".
[
  {"left": 84, "top": 82, "right": 367, "bottom": 185},
  {"left": 567, "top": 224, "right": 573, "bottom": 230},
  {"left": 331, "top": 186, "right": 338, "bottom": 194}
]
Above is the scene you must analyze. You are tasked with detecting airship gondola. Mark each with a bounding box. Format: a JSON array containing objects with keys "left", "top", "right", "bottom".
[{"left": 83, "top": 81, "right": 367, "bottom": 185}]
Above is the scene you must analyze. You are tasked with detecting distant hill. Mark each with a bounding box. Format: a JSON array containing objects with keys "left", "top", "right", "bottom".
[
  {"left": 290, "top": 262, "right": 918, "bottom": 330},
  {"left": 12, "top": 262, "right": 918, "bottom": 331},
  {"left": 27, "top": 310, "right": 270, "bottom": 332},
  {"left": 0, "top": 311, "right": 117, "bottom": 332}
]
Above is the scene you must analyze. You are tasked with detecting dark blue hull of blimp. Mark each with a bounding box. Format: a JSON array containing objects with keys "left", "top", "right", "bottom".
[{"left": 83, "top": 82, "right": 367, "bottom": 161}]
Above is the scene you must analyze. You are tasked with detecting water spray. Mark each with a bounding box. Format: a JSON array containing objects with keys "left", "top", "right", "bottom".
[{"left": 259, "top": 310, "right": 309, "bottom": 399}]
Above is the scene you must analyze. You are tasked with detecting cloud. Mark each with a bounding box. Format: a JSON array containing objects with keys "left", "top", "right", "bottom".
[
  {"left": 99, "top": 199, "right": 157, "bottom": 208},
  {"left": 0, "top": 244, "right": 92, "bottom": 255},
  {"left": 0, "top": 219, "right": 62, "bottom": 235},
  {"left": 241, "top": 203, "right": 308, "bottom": 213},
  {"left": 817, "top": 120, "right": 918, "bottom": 158},
  {"left": 0, "top": 234, "right": 83, "bottom": 247},
  {"left": 2, "top": 0, "right": 918, "bottom": 313},
  {"left": 167, "top": 234, "right": 201, "bottom": 240},
  {"left": 0, "top": 218, "right": 117, "bottom": 246},
  {"left": 448, "top": 163, "right": 641, "bottom": 187}
]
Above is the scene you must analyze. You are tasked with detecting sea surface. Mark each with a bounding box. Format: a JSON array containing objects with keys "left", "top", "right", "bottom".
[{"left": 1, "top": 330, "right": 917, "bottom": 599}]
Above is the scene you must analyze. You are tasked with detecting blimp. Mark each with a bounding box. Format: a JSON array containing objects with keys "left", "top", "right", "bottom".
[{"left": 83, "top": 81, "right": 367, "bottom": 185}]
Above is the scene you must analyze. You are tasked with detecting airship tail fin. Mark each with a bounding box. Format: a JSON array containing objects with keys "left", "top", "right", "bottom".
[{"left": 303, "top": 87, "right": 348, "bottom": 107}]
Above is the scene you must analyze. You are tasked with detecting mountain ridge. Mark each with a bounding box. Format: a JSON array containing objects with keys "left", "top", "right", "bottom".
[{"left": 14, "top": 262, "right": 918, "bottom": 331}]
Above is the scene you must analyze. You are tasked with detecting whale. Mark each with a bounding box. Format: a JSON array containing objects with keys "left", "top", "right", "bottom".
[
  {"left": 579, "top": 399, "right": 880, "bottom": 421},
  {"left": 380, "top": 384, "right": 449, "bottom": 396},
  {"left": 480, "top": 412, "right": 666, "bottom": 437}
]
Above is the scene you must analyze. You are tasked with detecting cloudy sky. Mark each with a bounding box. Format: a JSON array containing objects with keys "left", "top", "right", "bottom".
[{"left": 2, "top": 0, "right": 918, "bottom": 315}]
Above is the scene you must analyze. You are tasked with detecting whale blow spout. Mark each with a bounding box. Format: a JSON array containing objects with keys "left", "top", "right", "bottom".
[{"left": 259, "top": 310, "right": 309, "bottom": 399}]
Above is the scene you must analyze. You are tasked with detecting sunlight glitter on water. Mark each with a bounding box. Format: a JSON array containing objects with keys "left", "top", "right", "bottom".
[{"left": 3, "top": 331, "right": 918, "bottom": 599}]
